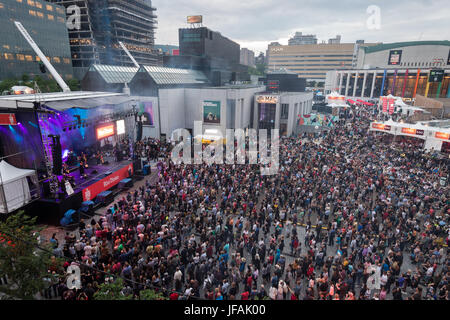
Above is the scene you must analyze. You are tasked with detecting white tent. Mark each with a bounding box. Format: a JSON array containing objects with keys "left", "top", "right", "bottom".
[{"left": 0, "top": 160, "right": 36, "bottom": 214}]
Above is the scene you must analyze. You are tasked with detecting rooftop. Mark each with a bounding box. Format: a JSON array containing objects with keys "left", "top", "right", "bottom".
[
  {"left": 362, "top": 41, "right": 450, "bottom": 54},
  {"left": 141, "top": 66, "right": 209, "bottom": 85},
  {"left": 88, "top": 65, "right": 139, "bottom": 84}
]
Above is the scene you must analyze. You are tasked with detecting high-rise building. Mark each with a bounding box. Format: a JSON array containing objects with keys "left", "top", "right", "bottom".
[
  {"left": 46, "top": 0, "right": 161, "bottom": 79},
  {"left": 0, "top": 0, "right": 73, "bottom": 81},
  {"left": 288, "top": 32, "right": 318, "bottom": 46},
  {"left": 328, "top": 35, "right": 341, "bottom": 44},
  {"left": 240, "top": 48, "right": 255, "bottom": 67}
]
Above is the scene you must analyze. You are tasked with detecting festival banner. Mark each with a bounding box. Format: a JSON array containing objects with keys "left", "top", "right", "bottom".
[
  {"left": 382, "top": 97, "right": 388, "bottom": 113},
  {"left": 0, "top": 113, "right": 17, "bottom": 125},
  {"left": 82, "top": 163, "right": 134, "bottom": 201},
  {"left": 388, "top": 98, "right": 395, "bottom": 114}
]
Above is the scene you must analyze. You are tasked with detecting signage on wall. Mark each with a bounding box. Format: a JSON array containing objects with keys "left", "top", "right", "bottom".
[
  {"left": 435, "top": 132, "right": 450, "bottom": 140},
  {"left": 187, "top": 15, "right": 203, "bottom": 24},
  {"left": 428, "top": 69, "right": 445, "bottom": 83},
  {"left": 0, "top": 113, "right": 17, "bottom": 125},
  {"left": 96, "top": 124, "right": 115, "bottom": 140},
  {"left": 388, "top": 50, "right": 402, "bottom": 65},
  {"left": 401, "top": 128, "right": 424, "bottom": 136},
  {"left": 268, "top": 80, "right": 280, "bottom": 91},
  {"left": 372, "top": 123, "right": 391, "bottom": 131},
  {"left": 257, "top": 96, "right": 279, "bottom": 104},
  {"left": 203, "top": 101, "right": 221, "bottom": 124}
]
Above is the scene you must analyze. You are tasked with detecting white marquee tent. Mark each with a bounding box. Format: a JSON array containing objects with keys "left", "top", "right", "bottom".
[{"left": 0, "top": 160, "right": 37, "bottom": 214}]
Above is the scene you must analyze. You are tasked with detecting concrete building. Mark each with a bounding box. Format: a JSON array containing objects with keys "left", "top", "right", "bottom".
[
  {"left": 46, "top": 0, "right": 161, "bottom": 79},
  {"left": 253, "top": 92, "right": 313, "bottom": 137},
  {"left": 288, "top": 32, "right": 318, "bottom": 46},
  {"left": 0, "top": 0, "right": 73, "bottom": 81},
  {"left": 325, "top": 41, "right": 450, "bottom": 99},
  {"left": 267, "top": 43, "right": 361, "bottom": 81},
  {"left": 328, "top": 35, "right": 341, "bottom": 44},
  {"left": 240, "top": 48, "right": 255, "bottom": 68}
]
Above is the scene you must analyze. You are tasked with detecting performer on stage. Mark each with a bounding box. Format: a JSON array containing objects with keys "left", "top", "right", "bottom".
[{"left": 79, "top": 156, "right": 87, "bottom": 178}]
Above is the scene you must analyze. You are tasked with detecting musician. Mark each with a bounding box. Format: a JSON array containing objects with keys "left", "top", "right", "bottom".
[
  {"left": 81, "top": 152, "right": 89, "bottom": 168},
  {"left": 79, "top": 156, "right": 87, "bottom": 178}
]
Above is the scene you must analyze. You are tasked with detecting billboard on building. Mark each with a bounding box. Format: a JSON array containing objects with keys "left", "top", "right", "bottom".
[
  {"left": 187, "top": 16, "right": 203, "bottom": 24},
  {"left": 428, "top": 69, "right": 445, "bottom": 83},
  {"left": 138, "top": 102, "right": 154, "bottom": 126},
  {"left": 203, "top": 101, "right": 221, "bottom": 124},
  {"left": 388, "top": 50, "right": 402, "bottom": 65}
]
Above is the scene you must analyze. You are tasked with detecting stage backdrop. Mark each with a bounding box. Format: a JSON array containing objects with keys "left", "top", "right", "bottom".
[{"left": 0, "top": 112, "right": 44, "bottom": 170}]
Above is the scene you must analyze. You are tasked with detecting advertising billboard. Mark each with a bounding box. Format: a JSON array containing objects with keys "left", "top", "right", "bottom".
[
  {"left": 96, "top": 124, "right": 115, "bottom": 140},
  {"left": 187, "top": 15, "right": 203, "bottom": 24},
  {"left": 116, "top": 120, "right": 125, "bottom": 135},
  {"left": 203, "top": 101, "right": 221, "bottom": 124},
  {"left": 388, "top": 50, "right": 402, "bottom": 65},
  {"left": 138, "top": 102, "right": 154, "bottom": 126},
  {"left": 428, "top": 69, "right": 445, "bottom": 83},
  {"left": 447, "top": 49, "right": 450, "bottom": 65}
]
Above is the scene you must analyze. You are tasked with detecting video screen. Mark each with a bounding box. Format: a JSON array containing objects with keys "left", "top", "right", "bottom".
[
  {"left": 96, "top": 124, "right": 115, "bottom": 140},
  {"left": 116, "top": 120, "right": 126, "bottom": 135}
]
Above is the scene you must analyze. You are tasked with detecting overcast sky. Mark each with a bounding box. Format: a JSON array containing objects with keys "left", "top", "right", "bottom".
[{"left": 152, "top": 0, "right": 450, "bottom": 54}]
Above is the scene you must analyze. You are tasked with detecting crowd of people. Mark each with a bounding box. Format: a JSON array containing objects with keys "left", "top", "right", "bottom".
[{"left": 43, "top": 106, "right": 449, "bottom": 301}]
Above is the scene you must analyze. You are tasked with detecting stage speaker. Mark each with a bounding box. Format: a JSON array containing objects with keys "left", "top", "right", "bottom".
[
  {"left": 136, "top": 122, "right": 143, "bottom": 141},
  {"left": 50, "top": 135, "right": 62, "bottom": 175},
  {"left": 42, "top": 180, "right": 51, "bottom": 197}
]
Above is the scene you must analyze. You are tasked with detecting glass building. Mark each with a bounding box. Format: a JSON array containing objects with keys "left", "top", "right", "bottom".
[{"left": 0, "top": 0, "right": 73, "bottom": 81}]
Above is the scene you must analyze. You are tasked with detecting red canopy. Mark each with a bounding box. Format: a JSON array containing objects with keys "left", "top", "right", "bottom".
[{"left": 347, "top": 99, "right": 356, "bottom": 104}]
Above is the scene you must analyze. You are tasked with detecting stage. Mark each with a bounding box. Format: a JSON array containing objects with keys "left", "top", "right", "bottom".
[{"left": 33, "top": 156, "right": 135, "bottom": 225}]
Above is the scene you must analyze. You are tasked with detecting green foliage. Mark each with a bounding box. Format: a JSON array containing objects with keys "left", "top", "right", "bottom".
[
  {"left": 139, "top": 289, "right": 168, "bottom": 300},
  {"left": 93, "top": 278, "right": 134, "bottom": 300},
  {"left": 0, "top": 211, "right": 52, "bottom": 300},
  {"left": 0, "top": 75, "right": 79, "bottom": 94},
  {"left": 248, "top": 64, "right": 267, "bottom": 77}
]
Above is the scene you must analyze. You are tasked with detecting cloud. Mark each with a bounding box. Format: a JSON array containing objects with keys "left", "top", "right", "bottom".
[{"left": 152, "top": 0, "right": 450, "bottom": 54}]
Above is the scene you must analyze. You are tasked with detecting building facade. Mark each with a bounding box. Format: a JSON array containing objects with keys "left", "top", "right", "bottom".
[
  {"left": 267, "top": 43, "right": 361, "bottom": 81},
  {"left": 240, "top": 48, "right": 255, "bottom": 68},
  {"left": 253, "top": 92, "right": 313, "bottom": 137},
  {"left": 0, "top": 0, "right": 73, "bottom": 81},
  {"left": 325, "top": 42, "right": 450, "bottom": 99},
  {"left": 46, "top": 0, "right": 161, "bottom": 79},
  {"left": 288, "top": 32, "right": 318, "bottom": 45},
  {"left": 325, "top": 68, "right": 450, "bottom": 100}
]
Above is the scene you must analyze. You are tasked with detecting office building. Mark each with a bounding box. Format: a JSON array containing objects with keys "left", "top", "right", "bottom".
[
  {"left": 288, "top": 32, "right": 318, "bottom": 45},
  {"left": 267, "top": 43, "right": 358, "bottom": 81},
  {"left": 328, "top": 35, "right": 341, "bottom": 44},
  {"left": 0, "top": 0, "right": 73, "bottom": 81},
  {"left": 155, "top": 44, "right": 179, "bottom": 56},
  {"left": 240, "top": 48, "right": 255, "bottom": 68},
  {"left": 46, "top": 0, "right": 161, "bottom": 79},
  {"left": 164, "top": 26, "right": 249, "bottom": 86}
]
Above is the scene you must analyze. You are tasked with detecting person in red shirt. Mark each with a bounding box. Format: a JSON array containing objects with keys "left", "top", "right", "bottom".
[{"left": 241, "top": 291, "right": 249, "bottom": 300}]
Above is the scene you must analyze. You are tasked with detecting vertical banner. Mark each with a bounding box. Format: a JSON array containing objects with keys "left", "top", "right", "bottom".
[
  {"left": 402, "top": 69, "right": 408, "bottom": 97},
  {"left": 388, "top": 98, "right": 395, "bottom": 114},
  {"left": 382, "top": 97, "right": 388, "bottom": 113}
]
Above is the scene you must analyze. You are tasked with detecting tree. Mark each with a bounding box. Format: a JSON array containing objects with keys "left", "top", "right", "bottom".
[
  {"left": 67, "top": 79, "right": 80, "bottom": 91},
  {"left": 93, "top": 278, "right": 134, "bottom": 300},
  {"left": 139, "top": 289, "right": 169, "bottom": 300},
  {"left": 0, "top": 211, "right": 52, "bottom": 300}
]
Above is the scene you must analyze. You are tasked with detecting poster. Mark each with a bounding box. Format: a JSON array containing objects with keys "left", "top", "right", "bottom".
[
  {"left": 203, "top": 101, "right": 221, "bottom": 124},
  {"left": 138, "top": 102, "right": 154, "bottom": 126}
]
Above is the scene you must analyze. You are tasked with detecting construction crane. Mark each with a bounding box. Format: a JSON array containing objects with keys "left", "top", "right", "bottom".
[
  {"left": 119, "top": 41, "right": 140, "bottom": 68},
  {"left": 14, "top": 21, "right": 71, "bottom": 93}
]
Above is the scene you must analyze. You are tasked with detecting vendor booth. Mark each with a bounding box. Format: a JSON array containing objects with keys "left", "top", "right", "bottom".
[{"left": 0, "top": 160, "right": 37, "bottom": 214}]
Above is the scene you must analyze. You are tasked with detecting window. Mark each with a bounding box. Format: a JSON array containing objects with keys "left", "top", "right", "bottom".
[
  {"left": 36, "top": 11, "right": 44, "bottom": 18},
  {"left": 25, "top": 55, "right": 33, "bottom": 61},
  {"left": 46, "top": 4, "right": 52, "bottom": 11},
  {"left": 56, "top": 6, "right": 64, "bottom": 14},
  {"left": 17, "top": 54, "right": 25, "bottom": 61},
  {"left": 47, "top": 14, "right": 54, "bottom": 20},
  {"left": 29, "top": 9, "right": 36, "bottom": 16},
  {"left": 53, "top": 57, "right": 61, "bottom": 63},
  {"left": 57, "top": 16, "right": 64, "bottom": 23},
  {"left": 35, "top": 1, "right": 41, "bottom": 8},
  {"left": 4, "top": 53, "right": 14, "bottom": 60},
  {"left": 27, "top": 0, "right": 34, "bottom": 6},
  {"left": 0, "top": 3, "right": 4, "bottom": 9},
  {"left": 3, "top": 44, "right": 10, "bottom": 50},
  {"left": 17, "top": 0, "right": 23, "bottom": 3},
  {"left": 63, "top": 58, "right": 70, "bottom": 64},
  {"left": 281, "top": 104, "right": 289, "bottom": 119},
  {"left": 35, "top": 56, "right": 40, "bottom": 61}
]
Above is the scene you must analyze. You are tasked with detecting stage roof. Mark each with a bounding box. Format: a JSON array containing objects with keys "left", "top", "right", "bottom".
[{"left": 0, "top": 91, "right": 134, "bottom": 111}]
